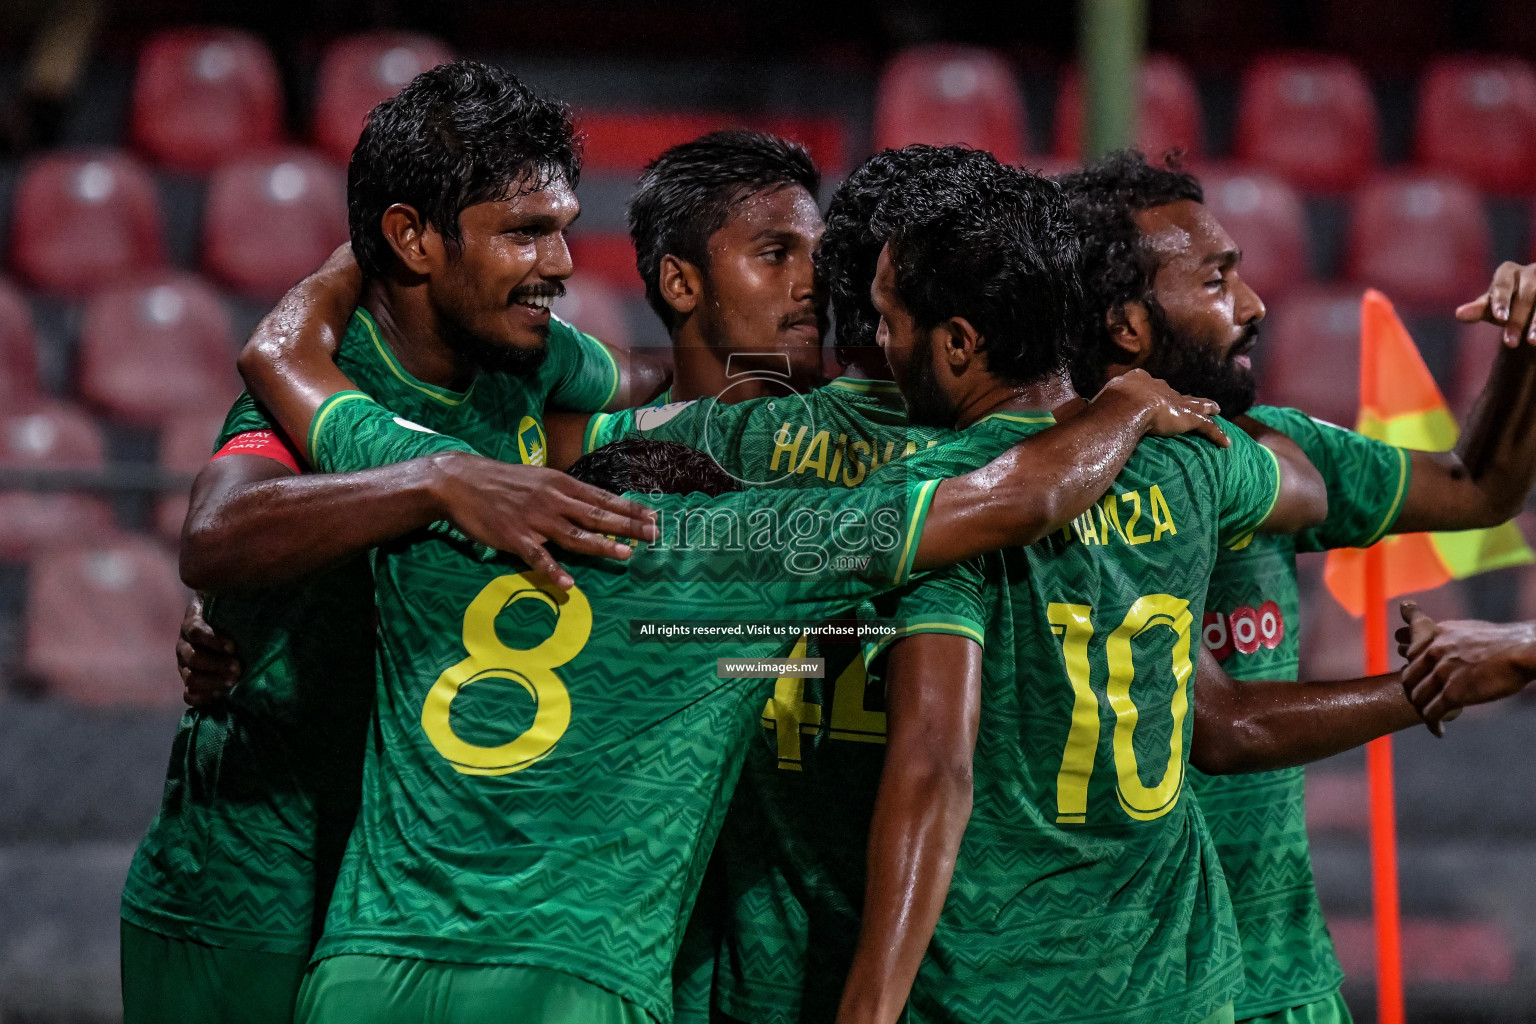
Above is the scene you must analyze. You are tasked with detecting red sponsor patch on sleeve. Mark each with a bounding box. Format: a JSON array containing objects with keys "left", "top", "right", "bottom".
[{"left": 212, "top": 430, "right": 303, "bottom": 474}]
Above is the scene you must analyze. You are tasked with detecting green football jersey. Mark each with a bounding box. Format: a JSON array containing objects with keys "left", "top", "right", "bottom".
[
  {"left": 311, "top": 480, "right": 944, "bottom": 1023},
  {"left": 121, "top": 307, "right": 619, "bottom": 955},
  {"left": 1190, "top": 405, "right": 1410, "bottom": 1019},
  {"left": 719, "top": 409, "right": 1285, "bottom": 1024},
  {"left": 585, "top": 379, "right": 964, "bottom": 1023},
  {"left": 121, "top": 395, "right": 377, "bottom": 956}
]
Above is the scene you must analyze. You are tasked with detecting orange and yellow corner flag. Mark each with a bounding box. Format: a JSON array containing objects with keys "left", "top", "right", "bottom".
[{"left": 1324, "top": 289, "right": 1533, "bottom": 616}]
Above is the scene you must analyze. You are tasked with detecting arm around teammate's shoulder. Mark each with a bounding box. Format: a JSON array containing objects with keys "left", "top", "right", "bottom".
[{"left": 1229, "top": 418, "right": 1328, "bottom": 536}]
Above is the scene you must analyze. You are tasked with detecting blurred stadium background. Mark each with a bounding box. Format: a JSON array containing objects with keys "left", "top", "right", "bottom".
[{"left": 2, "top": 1, "right": 1536, "bottom": 1020}]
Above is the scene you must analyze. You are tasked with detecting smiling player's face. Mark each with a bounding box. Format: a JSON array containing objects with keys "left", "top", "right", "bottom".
[{"left": 427, "top": 177, "right": 580, "bottom": 373}]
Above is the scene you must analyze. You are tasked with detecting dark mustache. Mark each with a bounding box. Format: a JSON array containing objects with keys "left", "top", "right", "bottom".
[
  {"left": 779, "top": 307, "right": 819, "bottom": 331},
  {"left": 1230, "top": 324, "right": 1260, "bottom": 357},
  {"left": 510, "top": 282, "right": 567, "bottom": 302}
]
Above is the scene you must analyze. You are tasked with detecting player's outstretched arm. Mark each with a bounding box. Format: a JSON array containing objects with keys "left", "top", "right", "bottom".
[
  {"left": 910, "top": 370, "right": 1230, "bottom": 570},
  {"left": 837, "top": 634, "right": 982, "bottom": 1024},
  {"left": 1189, "top": 647, "right": 1424, "bottom": 775},
  {"left": 1396, "top": 601, "right": 1536, "bottom": 727},
  {"left": 1235, "top": 419, "right": 1332, "bottom": 535},
  {"left": 181, "top": 444, "right": 657, "bottom": 593},
  {"left": 1392, "top": 261, "right": 1536, "bottom": 533}
]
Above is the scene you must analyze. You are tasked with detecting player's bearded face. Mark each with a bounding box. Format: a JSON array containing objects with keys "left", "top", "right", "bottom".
[
  {"left": 902, "top": 330, "right": 959, "bottom": 428},
  {"left": 429, "top": 179, "right": 579, "bottom": 377},
  {"left": 1140, "top": 306, "right": 1259, "bottom": 418}
]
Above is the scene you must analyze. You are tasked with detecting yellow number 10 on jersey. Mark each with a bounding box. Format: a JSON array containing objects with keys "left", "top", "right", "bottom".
[
  {"left": 1047, "top": 595, "right": 1192, "bottom": 825},
  {"left": 422, "top": 571, "right": 591, "bottom": 776}
]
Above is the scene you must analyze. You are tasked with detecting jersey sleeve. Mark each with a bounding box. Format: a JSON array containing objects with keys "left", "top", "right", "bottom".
[
  {"left": 1211, "top": 416, "right": 1285, "bottom": 547},
  {"left": 1247, "top": 405, "right": 1412, "bottom": 553},
  {"left": 215, "top": 392, "right": 279, "bottom": 449},
  {"left": 859, "top": 562, "right": 988, "bottom": 680},
  {"left": 543, "top": 316, "right": 622, "bottom": 414},
  {"left": 211, "top": 393, "right": 304, "bottom": 471},
  {"left": 308, "top": 391, "right": 481, "bottom": 474},
  {"left": 583, "top": 399, "right": 713, "bottom": 455}
]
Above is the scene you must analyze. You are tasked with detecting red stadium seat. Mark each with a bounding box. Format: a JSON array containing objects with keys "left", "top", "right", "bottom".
[
  {"left": 154, "top": 411, "right": 227, "bottom": 543},
  {"left": 77, "top": 274, "right": 239, "bottom": 427},
  {"left": 1416, "top": 57, "right": 1536, "bottom": 194},
  {"left": 553, "top": 275, "right": 632, "bottom": 351},
  {"left": 568, "top": 233, "right": 643, "bottom": 295},
  {"left": 24, "top": 535, "right": 186, "bottom": 706},
  {"left": 130, "top": 27, "right": 284, "bottom": 173},
  {"left": 312, "top": 32, "right": 454, "bottom": 164},
  {"left": 873, "top": 45, "right": 1027, "bottom": 165},
  {"left": 0, "top": 279, "right": 41, "bottom": 410},
  {"left": 1258, "top": 284, "right": 1364, "bottom": 428},
  {"left": 1235, "top": 52, "right": 1378, "bottom": 191},
  {"left": 575, "top": 111, "right": 846, "bottom": 177},
  {"left": 1054, "top": 54, "right": 1202, "bottom": 161},
  {"left": 1199, "top": 166, "right": 1311, "bottom": 301},
  {"left": 1345, "top": 173, "right": 1491, "bottom": 310},
  {"left": 8, "top": 151, "right": 165, "bottom": 296},
  {"left": 0, "top": 403, "right": 115, "bottom": 561},
  {"left": 201, "top": 150, "right": 348, "bottom": 300}
]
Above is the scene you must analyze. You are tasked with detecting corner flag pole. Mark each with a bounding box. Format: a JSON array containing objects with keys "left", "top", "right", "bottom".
[{"left": 1362, "top": 545, "right": 1405, "bottom": 1024}]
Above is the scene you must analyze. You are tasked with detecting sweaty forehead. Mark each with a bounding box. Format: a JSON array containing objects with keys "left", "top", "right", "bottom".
[
  {"left": 711, "top": 184, "right": 824, "bottom": 245},
  {"left": 1131, "top": 199, "right": 1233, "bottom": 269},
  {"left": 465, "top": 176, "right": 580, "bottom": 223}
]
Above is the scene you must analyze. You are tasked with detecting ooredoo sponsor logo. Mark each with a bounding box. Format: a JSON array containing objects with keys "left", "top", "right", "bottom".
[{"left": 1203, "top": 601, "right": 1285, "bottom": 660}]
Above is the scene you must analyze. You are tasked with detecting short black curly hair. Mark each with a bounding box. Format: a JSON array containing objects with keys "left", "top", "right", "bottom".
[
  {"left": 627, "top": 130, "right": 820, "bottom": 331},
  {"left": 820, "top": 145, "right": 1000, "bottom": 366},
  {"left": 875, "top": 163, "right": 1085, "bottom": 388},
  {"left": 568, "top": 437, "right": 740, "bottom": 497},
  {"left": 1054, "top": 149, "right": 1203, "bottom": 394},
  {"left": 348, "top": 60, "right": 581, "bottom": 280}
]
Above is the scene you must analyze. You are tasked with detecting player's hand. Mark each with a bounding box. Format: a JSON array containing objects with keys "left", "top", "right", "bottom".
[
  {"left": 431, "top": 452, "right": 660, "bottom": 591},
  {"left": 177, "top": 593, "right": 240, "bottom": 709},
  {"left": 1395, "top": 601, "right": 1536, "bottom": 734},
  {"left": 1455, "top": 260, "right": 1536, "bottom": 348},
  {"left": 1093, "top": 369, "right": 1229, "bottom": 447}
]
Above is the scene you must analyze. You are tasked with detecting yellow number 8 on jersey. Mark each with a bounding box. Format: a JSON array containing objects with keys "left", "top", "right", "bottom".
[{"left": 422, "top": 571, "right": 591, "bottom": 776}]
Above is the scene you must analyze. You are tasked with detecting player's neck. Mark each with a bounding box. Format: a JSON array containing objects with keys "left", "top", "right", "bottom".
[
  {"left": 953, "top": 371, "right": 1078, "bottom": 429},
  {"left": 362, "top": 280, "right": 477, "bottom": 392},
  {"left": 667, "top": 330, "right": 825, "bottom": 403}
]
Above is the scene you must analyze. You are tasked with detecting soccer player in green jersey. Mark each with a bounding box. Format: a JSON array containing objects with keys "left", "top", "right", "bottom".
[
  {"left": 120, "top": 62, "right": 666, "bottom": 1024},
  {"left": 727, "top": 159, "right": 1446, "bottom": 1024},
  {"left": 1057, "top": 150, "right": 1536, "bottom": 1024}
]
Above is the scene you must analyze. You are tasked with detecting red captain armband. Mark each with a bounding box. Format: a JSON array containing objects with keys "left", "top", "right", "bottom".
[{"left": 212, "top": 430, "right": 304, "bottom": 474}]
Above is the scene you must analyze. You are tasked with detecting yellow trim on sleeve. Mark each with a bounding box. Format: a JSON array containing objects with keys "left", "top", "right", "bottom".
[
  {"left": 1361, "top": 446, "right": 1412, "bottom": 547},
  {"left": 306, "top": 391, "right": 373, "bottom": 466},
  {"left": 896, "top": 479, "right": 942, "bottom": 584},
  {"left": 584, "top": 413, "right": 611, "bottom": 455}
]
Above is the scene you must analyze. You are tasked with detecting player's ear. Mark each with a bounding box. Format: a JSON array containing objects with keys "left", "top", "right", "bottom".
[
  {"left": 1107, "top": 301, "right": 1154, "bottom": 363},
  {"left": 939, "top": 316, "right": 983, "bottom": 370},
  {"left": 380, "top": 204, "right": 436, "bottom": 276},
  {"left": 658, "top": 254, "right": 703, "bottom": 318}
]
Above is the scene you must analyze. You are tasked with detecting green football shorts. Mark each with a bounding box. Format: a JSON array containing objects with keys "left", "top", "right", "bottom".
[
  {"left": 120, "top": 918, "right": 308, "bottom": 1024},
  {"left": 295, "top": 954, "right": 651, "bottom": 1024},
  {"left": 1240, "top": 990, "right": 1353, "bottom": 1024}
]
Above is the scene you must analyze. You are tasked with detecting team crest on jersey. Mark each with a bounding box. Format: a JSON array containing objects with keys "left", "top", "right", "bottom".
[
  {"left": 517, "top": 415, "right": 547, "bottom": 466},
  {"left": 1203, "top": 601, "right": 1284, "bottom": 660}
]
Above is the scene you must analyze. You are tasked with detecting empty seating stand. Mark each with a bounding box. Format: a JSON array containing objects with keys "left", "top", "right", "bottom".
[
  {"left": 130, "top": 27, "right": 285, "bottom": 173},
  {"left": 0, "top": 278, "right": 40, "bottom": 410},
  {"left": 0, "top": 404, "right": 115, "bottom": 562},
  {"left": 873, "top": 45, "right": 1028, "bottom": 165},
  {"left": 77, "top": 274, "right": 239, "bottom": 427},
  {"left": 1258, "top": 284, "right": 1366, "bottom": 428},
  {"left": 575, "top": 111, "right": 846, "bottom": 177},
  {"left": 1345, "top": 173, "right": 1492, "bottom": 309},
  {"left": 8, "top": 151, "right": 165, "bottom": 296},
  {"left": 1054, "top": 54, "right": 1203, "bottom": 161},
  {"left": 155, "top": 411, "right": 227, "bottom": 543},
  {"left": 201, "top": 150, "right": 348, "bottom": 300},
  {"left": 24, "top": 535, "right": 186, "bottom": 706},
  {"left": 312, "top": 32, "right": 455, "bottom": 164},
  {"left": 1416, "top": 56, "right": 1536, "bottom": 195},
  {"left": 1236, "top": 52, "right": 1379, "bottom": 191}
]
